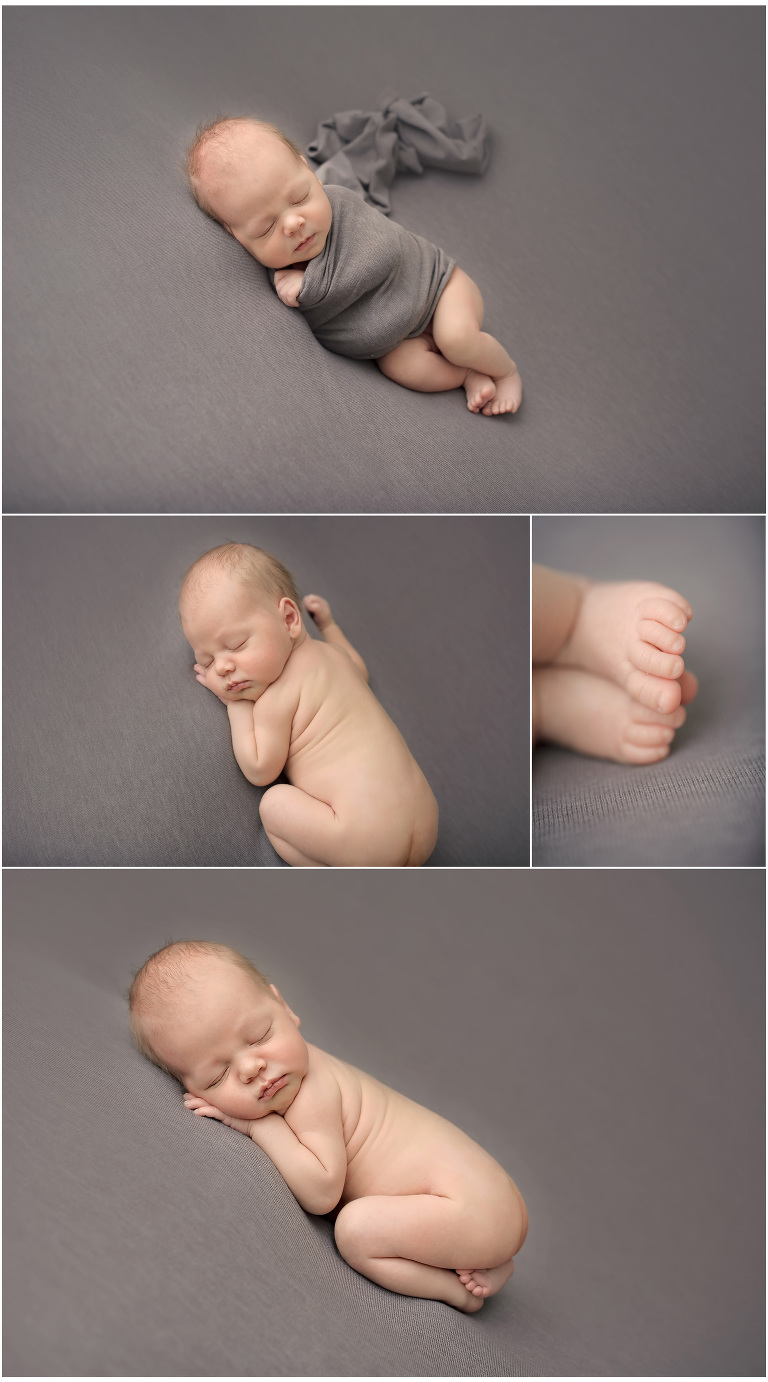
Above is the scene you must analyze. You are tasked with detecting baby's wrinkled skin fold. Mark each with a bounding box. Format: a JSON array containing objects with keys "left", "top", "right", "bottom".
[
  {"left": 532, "top": 565, "right": 699, "bottom": 764},
  {"left": 180, "top": 557, "right": 438, "bottom": 866},
  {"left": 188, "top": 119, "right": 522, "bottom": 416},
  {"left": 143, "top": 950, "right": 528, "bottom": 1312}
]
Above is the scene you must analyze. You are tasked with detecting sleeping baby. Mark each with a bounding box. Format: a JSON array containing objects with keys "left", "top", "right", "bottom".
[
  {"left": 130, "top": 940, "right": 529, "bottom": 1311},
  {"left": 180, "top": 541, "right": 438, "bottom": 866},
  {"left": 186, "top": 117, "right": 522, "bottom": 417}
]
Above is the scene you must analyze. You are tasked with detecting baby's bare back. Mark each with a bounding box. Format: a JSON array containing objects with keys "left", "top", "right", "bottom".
[
  {"left": 317, "top": 1049, "right": 516, "bottom": 1212},
  {"left": 278, "top": 640, "right": 435, "bottom": 820}
]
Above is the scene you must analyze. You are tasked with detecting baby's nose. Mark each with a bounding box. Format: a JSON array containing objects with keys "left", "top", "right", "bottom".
[{"left": 238, "top": 1051, "right": 266, "bottom": 1083}]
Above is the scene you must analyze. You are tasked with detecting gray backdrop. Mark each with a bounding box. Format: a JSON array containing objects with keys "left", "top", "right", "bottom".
[
  {"left": 4, "top": 6, "right": 764, "bottom": 514},
  {"left": 3, "top": 515, "right": 530, "bottom": 866},
  {"left": 532, "top": 516, "right": 765, "bottom": 865},
  {"left": 3, "top": 868, "right": 765, "bottom": 1376}
]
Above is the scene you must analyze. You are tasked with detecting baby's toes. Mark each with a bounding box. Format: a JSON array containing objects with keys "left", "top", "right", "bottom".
[
  {"left": 625, "top": 722, "right": 675, "bottom": 748},
  {"left": 679, "top": 670, "right": 699, "bottom": 705},
  {"left": 636, "top": 618, "right": 686, "bottom": 656},
  {"left": 622, "top": 740, "right": 672, "bottom": 765},
  {"left": 628, "top": 639, "right": 685, "bottom": 682},
  {"left": 636, "top": 596, "right": 690, "bottom": 633},
  {"left": 625, "top": 669, "right": 683, "bottom": 715}
]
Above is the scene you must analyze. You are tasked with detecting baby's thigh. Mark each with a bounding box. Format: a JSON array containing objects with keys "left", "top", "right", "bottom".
[
  {"left": 259, "top": 784, "right": 338, "bottom": 863},
  {"left": 259, "top": 784, "right": 413, "bottom": 866},
  {"left": 335, "top": 1193, "right": 510, "bottom": 1270},
  {"left": 431, "top": 267, "right": 485, "bottom": 341}
]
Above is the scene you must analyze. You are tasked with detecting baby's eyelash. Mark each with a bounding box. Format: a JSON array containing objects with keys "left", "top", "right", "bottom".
[{"left": 208, "top": 1068, "right": 227, "bottom": 1089}]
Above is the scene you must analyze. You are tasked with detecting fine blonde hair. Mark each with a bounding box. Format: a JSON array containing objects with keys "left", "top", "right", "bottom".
[
  {"left": 129, "top": 939, "right": 270, "bottom": 1075},
  {"left": 179, "top": 542, "right": 301, "bottom": 613},
  {"left": 185, "top": 116, "right": 304, "bottom": 226}
]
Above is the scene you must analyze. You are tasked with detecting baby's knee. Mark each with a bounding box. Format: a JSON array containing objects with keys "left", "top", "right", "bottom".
[
  {"left": 333, "top": 1200, "right": 373, "bottom": 1268},
  {"left": 433, "top": 317, "right": 475, "bottom": 362},
  {"left": 258, "top": 784, "right": 288, "bottom": 831}
]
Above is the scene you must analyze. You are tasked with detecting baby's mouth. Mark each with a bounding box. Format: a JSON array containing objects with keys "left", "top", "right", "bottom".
[
  {"left": 294, "top": 233, "right": 315, "bottom": 254},
  {"left": 226, "top": 679, "right": 250, "bottom": 693},
  {"left": 259, "top": 1074, "right": 288, "bottom": 1101}
]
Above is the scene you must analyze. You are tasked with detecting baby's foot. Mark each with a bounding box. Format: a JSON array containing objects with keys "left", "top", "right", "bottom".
[
  {"left": 456, "top": 1258, "right": 515, "bottom": 1299},
  {"left": 533, "top": 666, "right": 697, "bottom": 765},
  {"left": 481, "top": 367, "right": 522, "bottom": 416},
  {"left": 464, "top": 369, "right": 496, "bottom": 413},
  {"left": 303, "top": 593, "right": 334, "bottom": 632},
  {"left": 554, "top": 580, "right": 694, "bottom": 714}
]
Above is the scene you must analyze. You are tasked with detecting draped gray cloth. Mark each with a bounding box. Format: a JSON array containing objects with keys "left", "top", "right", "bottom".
[
  {"left": 307, "top": 89, "right": 490, "bottom": 214},
  {"left": 270, "top": 185, "right": 456, "bottom": 360}
]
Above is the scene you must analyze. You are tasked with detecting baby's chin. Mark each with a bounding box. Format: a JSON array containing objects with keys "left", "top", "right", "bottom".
[
  {"left": 272, "top": 238, "right": 327, "bottom": 271},
  {"left": 250, "top": 1081, "right": 299, "bottom": 1119},
  {"left": 221, "top": 687, "right": 261, "bottom": 703}
]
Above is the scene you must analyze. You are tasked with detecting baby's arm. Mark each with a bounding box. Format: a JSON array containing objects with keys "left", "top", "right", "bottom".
[
  {"left": 226, "top": 696, "right": 292, "bottom": 787},
  {"left": 251, "top": 1072, "right": 346, "bottom": 1213},
  {"left": 273, "top": 268, "right": 305, "bottom": 308},
  {"left": 185, "top": 1066, "right": 346, "bottom": 1216},
  {"left": 304, "top": 595, "right": 369, "bottom": 683}
]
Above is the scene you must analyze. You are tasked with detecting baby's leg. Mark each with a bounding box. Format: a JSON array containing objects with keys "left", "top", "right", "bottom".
[
  {"left": 259, "top": 785, "right": 414, "bottom": 867},
  {"left": 376, "top": 332, "right": 468, "bottom": 393},
  {"left": 259, "top": 785, "right": 340, "bottom": 867},
  {"left": 533, "top": 666, "right": 697, "bottom": 765},
  {"left": 430, "top": 268, "right": 522, "bottom": 416},
  {"left": 532, "top": 565, "right": 590, "bottom": 664},
  {"left": 334, "top": 1193, "right": 522, "bottom": 1313}
]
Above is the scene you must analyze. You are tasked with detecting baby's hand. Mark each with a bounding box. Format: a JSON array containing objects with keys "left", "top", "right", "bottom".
[
  {"left": 193, "top": 663, "right": 229, "bottom": 705},
  {"left": 183, "top": 1094, "right": 253, "bottom": 1138},
  {"left": 273, "top": 268, "right": 305, "bottom": 308},
  {"left": 303, "top": 594, "right": 334, "bottom": 632}
]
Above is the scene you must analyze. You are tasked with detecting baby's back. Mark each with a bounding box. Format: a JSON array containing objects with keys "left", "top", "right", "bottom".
[
  {"left": 324, "top": 1051, "right": 514, "bottom": 1212},
  {"left": 281, "top": 639, "right": 436, "bottom": 835}
]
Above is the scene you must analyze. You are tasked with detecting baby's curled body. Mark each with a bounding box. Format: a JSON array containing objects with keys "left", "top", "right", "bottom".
[
  {"left": 250, "top": 636, "right": 438, "bottom": 867},
  {"left": 173, "top": 957, "right": 526, "bottom": 1310},
  {"left": 318, "top": 1047, "right": 528, "bottom": 1309}
]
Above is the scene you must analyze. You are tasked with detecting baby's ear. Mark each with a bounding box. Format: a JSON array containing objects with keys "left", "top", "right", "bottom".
[{"left": 279, "top": 597, "right": 303, "bottom": 638}]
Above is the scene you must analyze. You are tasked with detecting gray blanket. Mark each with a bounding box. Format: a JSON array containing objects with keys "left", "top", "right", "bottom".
[
  {"left": 307, "top": 89, "right": 490, "bottom": 214},
  {"left": 271, "top": 184, "right": 456, "bottom": 360}
]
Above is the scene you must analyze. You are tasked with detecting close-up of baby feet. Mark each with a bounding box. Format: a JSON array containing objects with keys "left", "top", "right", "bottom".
[
  {"left": 554, "top": 580, "right": 695, "bottom": 715},
  {"left": 533, "top": 666, "right": 699, "bottom": 765},
  {"left": 456, "top": 1259, "right": 516, "bottom": 1299}
]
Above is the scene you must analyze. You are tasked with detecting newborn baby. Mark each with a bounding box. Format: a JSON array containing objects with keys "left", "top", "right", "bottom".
[
  {"left": 130, "top": 941, "right": 528, "bottom": 1312},
  {"left": 532, "top": 565, "right": 698, "bottom": 763},
  {"left": 180, "top": 542, "right": 438, "bottom": 866},
  {"left": 186, "top": 117, "right": 522, "bottom": 417}
]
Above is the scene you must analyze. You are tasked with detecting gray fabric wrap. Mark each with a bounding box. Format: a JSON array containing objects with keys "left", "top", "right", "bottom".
[
  {"left": 306, "top": 89, "right": 490, "bottom": 214},
  {"left": 270, "top": 185, "right": 456, "bottom": 360}
]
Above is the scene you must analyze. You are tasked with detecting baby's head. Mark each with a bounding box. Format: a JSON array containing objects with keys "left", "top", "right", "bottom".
[
  {"left": 129, "top": 940, "right": 308, "bottom": 1120},
  {"left": 186, "top": 116, "right": 332, "bottom": 269},
  {"left": 179, "top": 542, "right": 305, "bottom": 701}
]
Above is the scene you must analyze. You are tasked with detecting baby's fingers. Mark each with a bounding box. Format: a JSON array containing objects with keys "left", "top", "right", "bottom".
[{"left": 184, "top": 1096, "right": 223, "bottom": 1120}]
